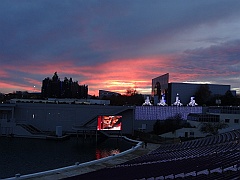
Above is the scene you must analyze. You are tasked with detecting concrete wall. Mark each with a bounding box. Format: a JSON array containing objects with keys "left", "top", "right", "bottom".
[
  {"left": 13, "top": 103, "right": 134, "bottom": 134},
  {"left": 160, "top": 127, "right": 206, "bottom": 138},
  {"left": 10, "top": 104, "right": 203, "bottom": 135},
  {"left": 208, "top": 113, "right": 240, "bottom": 128},
  {"left": 4, "top": 102, "right": 239, "bottom": 137},
  {"left": 134, "top": 120, "right": 157, "bottom": 133}
]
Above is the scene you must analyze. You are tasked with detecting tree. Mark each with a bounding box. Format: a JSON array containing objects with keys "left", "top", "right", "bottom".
[
  {"left": 153, "top": 114, "right": 192, "bottom": 135},
  {"left": 200, "top": 122, "right": 228, "bottom": 135},
  {"left": 105, "top": 93, "right": 144, "bottom": 106},
  {"left": 221, "top": 90, "right": 235, "bottom": 106},
  {"left": 52, "top": 72, "right": 59, "bottom": 82},
  {"left": 0, "top": 92, "right": 4, "bottom": 102},
  {"left": 195, "top": 84, "right": 212, "bottom": 106},
  {"left": 125, "top": 88, "right": 137, "bottom": 96},
  {"left": 127, "top": 93, "right": 145, "bottom": 105},
  {"left": 102, "top": 88, "right": 144, "bottom": 106}
]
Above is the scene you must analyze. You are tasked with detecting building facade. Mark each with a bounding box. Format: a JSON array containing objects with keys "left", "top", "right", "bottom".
[
  {"left": 152, "top": 73, "right": 169, "bottom": 104},
  {"left": 168, "top": 83, "right": 230, "bottom": 105},
  {"left": 152, "top": 73, "right": 233, "bottom": 105},
  {"left": 0, "top": 102, "right": 133, "bottom": 137},
  {"left": 99, "top": 90, "right": 121, "bottom": 99},
  {"left": 0, "top": 102, "right": 203, "bottom": 137},
  {"left": 1, "top": 99, "right": 239, "bottom": 139}
]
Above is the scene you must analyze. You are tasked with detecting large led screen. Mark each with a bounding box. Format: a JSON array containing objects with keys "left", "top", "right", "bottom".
[{"left": 97, "top": 115, "right": 122, "bottom": 130}]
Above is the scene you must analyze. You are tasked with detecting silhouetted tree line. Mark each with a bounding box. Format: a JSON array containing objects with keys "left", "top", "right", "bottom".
[
  {"left": 200, "top": 121, "right": 228, "bottom": 135},
  {"left": 102, "top": 88, "right": 145, "bottom": 106},
  {"left": 153, "top": 114, "right": 193, "bottom": 135},
  {"left": 194, "top": 84, "right": 240, "bottom": 106},
  {"left": 41, "top": 72, "right": 88, "bottom": 99},
  {"left": 0, "top": 93, "right": 4, "bottom": 102},
  {"left": 1, "top": 91, "right": 42, "bottom": 101}
]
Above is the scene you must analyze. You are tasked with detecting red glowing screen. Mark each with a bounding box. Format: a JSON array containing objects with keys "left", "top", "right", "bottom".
[{"left": 97, "top": 115, "right": 122, "bottom": 130}]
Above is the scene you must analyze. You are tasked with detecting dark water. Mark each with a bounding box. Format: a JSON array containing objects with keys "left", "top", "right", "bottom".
[{"left": 0, "top": 136, "right": 135, "bottom": 179}]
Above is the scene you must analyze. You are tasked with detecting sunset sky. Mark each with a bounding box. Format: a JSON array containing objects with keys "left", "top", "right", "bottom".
[{"left": 1, "top": 0, "right": 240, "bottom": 96}]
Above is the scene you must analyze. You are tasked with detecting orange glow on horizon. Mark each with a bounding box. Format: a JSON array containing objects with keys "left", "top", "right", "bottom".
[{"left": 2, "top": 54, "right": 234, "bottom": 95}]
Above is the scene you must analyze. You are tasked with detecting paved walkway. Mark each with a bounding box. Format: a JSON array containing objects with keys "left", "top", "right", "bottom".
[{"left": 24, "top": 143, "right": 160, "bottom": 180}]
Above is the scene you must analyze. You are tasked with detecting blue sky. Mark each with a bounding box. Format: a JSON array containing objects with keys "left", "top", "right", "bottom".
[{"left": 0, "top": 0, "right": 240, "bottom": 95}]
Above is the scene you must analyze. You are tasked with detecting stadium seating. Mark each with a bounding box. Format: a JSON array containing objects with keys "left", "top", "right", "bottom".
[{"left": 66, "top": 129, "right": 240, "bottom": 180}]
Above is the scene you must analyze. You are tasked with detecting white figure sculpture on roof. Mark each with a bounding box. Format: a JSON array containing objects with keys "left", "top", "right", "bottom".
[
  {"left": 188, "top": 97, "right": 198, "bottom": 106},
  {"left": 157, "top": 95, "right": 167, "bottom": 106},
  {"left": 142, "top": 96, "right": 152, "bottom": 106},
  {"left": 172, "top": 93, "right": 183, "bottom": 106}
]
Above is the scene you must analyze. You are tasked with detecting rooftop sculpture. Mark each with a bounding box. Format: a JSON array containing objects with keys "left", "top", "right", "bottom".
[
  {"left": 142, "top": 96, "right": 152, "bottom": 106},
  {"left": 172, "top": 93, "right": 183, "bottom": 106},
  {"left": 157, "top": 95, "right": 167, "bottom": 106},
  {"left": 188, "top": 97, "right": 198, "bottom": 106}
]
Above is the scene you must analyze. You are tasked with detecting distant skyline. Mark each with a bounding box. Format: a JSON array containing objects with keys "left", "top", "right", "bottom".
[{"left": 1, "top": 0, "right": 240, "bottom": 95}]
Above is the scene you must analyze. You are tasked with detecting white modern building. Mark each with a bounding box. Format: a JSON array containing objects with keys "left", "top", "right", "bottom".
[
  {"left": 160, "top": 106, "right": 240, "bottom": 138},
  {"left": 1, "top": 99, "right": 239, "bottom": 139},
  {"left": 152, "top": 73, "right": 235, "bottom": 105}
]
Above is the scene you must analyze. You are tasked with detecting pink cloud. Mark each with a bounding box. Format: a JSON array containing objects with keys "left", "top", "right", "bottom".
[
  {"left": 0, "top": 69, "right": 10, "bottom": 78},
  {"left": 0, "top": 81, "right": 34, "bottom": 93},
  {"left": 1, "top": 48, "right": 239, "bottom": 95},
  {"left": 0, "top": 54, "right": 194, "bottom": 95}
]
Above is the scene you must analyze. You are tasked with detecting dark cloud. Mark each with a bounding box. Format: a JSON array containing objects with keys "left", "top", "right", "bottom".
[
  {"left": 176, "top": 40, "right": 240, "bottom": 81},
  {"left": 1, "top": 1, "right": 240, "bottom": 63},
  {"left": 0, "top": 0, "right": 240, "bottom": 94}
]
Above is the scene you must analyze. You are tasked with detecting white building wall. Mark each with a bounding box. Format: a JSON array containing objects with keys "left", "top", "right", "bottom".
[
  {"left": 208, "top": 113, "right": 240, "bottom": 129},
  {"left": 159, "top": 126, "right": 206, "bottom": 139},
  {"left": 170, "top": 83, "right": 230, "bottom": 105},
  {"left": 13, "top": 103, "right": 134, "bottom": 134}
]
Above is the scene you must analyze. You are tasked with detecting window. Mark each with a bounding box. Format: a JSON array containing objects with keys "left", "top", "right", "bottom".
[
  {"left": 234, "top": 119, "right": 239, "bottom": 123},
  {"left": 225, "top": 119, "right": 230, "bottom": 123}
]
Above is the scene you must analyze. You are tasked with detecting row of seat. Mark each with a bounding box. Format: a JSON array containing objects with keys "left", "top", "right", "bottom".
[
  {"left": 65, "top": 129, "right": 240, "bottom": 180},
  {"left": 151, "top": 129, "right": 240, "bottom": 154}
]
